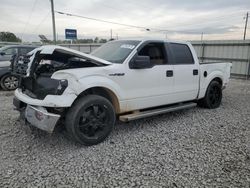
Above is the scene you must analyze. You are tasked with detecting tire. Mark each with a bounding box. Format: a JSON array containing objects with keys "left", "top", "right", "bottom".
[
  {"left": 198, "top": 81, "right": 222, "bottom": 109},
  {"left": 65, "top": 95, "right": 116, "bottom": 145},
  {"left": 0, "top": 74, "right": 19, "bottom": 91}
]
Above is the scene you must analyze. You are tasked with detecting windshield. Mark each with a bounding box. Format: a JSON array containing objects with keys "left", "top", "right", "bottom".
[{"left": 91, "top": 40, "right": 140, "bottom": 64}]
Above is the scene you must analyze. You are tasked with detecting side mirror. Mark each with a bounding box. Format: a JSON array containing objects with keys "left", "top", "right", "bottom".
[
  {"left": 0, "top": 52, "right": 5, "bottom": 56},
  {"left": 130, "top": 55, "right": 152, "bottom": 69}
]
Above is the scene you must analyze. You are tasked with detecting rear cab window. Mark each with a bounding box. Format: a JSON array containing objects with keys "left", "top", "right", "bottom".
[{"left": 169, "top": 43, "right": 194, "bottom": 64}]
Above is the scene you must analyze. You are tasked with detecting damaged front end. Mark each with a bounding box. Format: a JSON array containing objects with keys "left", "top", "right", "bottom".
[
  {"left": 12, "top": 45, "right": 110, "bottom": 100},
  {"left": 12, "top": 45, "right": 110, "bottom": 132}
]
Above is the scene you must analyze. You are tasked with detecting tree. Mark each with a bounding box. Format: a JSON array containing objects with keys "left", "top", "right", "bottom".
[
  {"left": 76, "top": 39, "right": 94, "bottom": 43},
  {"left": 0, "top": 32, "right": 21, "bottom": 42},
  {"left": 99, "top": 39, "right": 107, "bottom": 43},
  {"left": 94, "top": 37, "right": 99, "bottom": 43}
]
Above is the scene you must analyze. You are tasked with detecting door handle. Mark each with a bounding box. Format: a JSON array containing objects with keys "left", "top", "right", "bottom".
[
  {"left": 166, "top": 70, "right": 173, "bottom": 77},
  {"left": 193, "top": 69, "right": 198, "bottom": 75}
]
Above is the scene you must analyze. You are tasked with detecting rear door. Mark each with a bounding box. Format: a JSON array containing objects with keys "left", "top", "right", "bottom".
[{"left": 168, "top": 43, "right": 199, "bottom": 102}]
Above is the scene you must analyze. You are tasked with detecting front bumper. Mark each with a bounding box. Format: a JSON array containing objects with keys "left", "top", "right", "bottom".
[
  {"left": 25, "top": 105, "right": 60, "bottom": 133},
  {"left": 15, "top": 88, "right": 77, "bottom": 107},
  {"left": 14, "top": 97, "right": 60, "bottom": 133}
]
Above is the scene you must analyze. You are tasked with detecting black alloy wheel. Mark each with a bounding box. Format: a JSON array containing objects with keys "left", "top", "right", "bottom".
[
  {"left": 78, "top": 104, "right": 110, "bottom": 139},
  {"left": 65, "top": 95, "right": 115, "bottom": 145},
  {"left": 208, "top": 84, "right": 221, "bottom": 107},
  {"left": 198, "top": 81, "right": 222, "bottom": 109}
]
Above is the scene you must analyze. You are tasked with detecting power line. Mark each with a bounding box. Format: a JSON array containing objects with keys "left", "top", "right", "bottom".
[
  {"left": 55, "top": 10, "right": 249, "bottom": 39},
  {"left": 56, "top": 11, "right": 153, "bottom": 31},
  {"left": 55, "top": 10, "right": 207, "bottom": 34},
  {"left": 21, "top": 0, "right": 38, "bottom": 40},
  {"left": 91, "top": 2, "right": 247, "bottom": 31},
  {"left": 154, "top": 11, "right": 248, "bottom": 31},
  {"left": 55, "top": 10, "right": 248, "bottom": 35},
  {"left": 32, "top": 11, "right": 50, "bottom": 34},
  {"left": 103, "top": 1, "right": 248, "bottom": 28},
  {"left": 165, "top": 10, "right": 248, "bottom": 26},
  {"left": 169, "top": 15, "right": 243, "bottom": 30}
]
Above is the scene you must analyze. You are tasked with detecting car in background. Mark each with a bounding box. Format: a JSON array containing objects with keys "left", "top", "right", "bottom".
[
  {"left": 0, "top": 45, "right": 37, "bottom": 90},
  {"left": 0, "top": 45, "right": 36, "bottom": 61}
]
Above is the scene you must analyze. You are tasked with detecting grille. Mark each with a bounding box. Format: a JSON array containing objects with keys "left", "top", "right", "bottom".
[{"left": 12, "top": 54, "right": 31, "bottom": 76}]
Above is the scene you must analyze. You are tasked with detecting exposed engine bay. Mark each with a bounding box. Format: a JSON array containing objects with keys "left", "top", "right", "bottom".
[{"left": 11, "top": 46, "right": 108, "bottom": 100}]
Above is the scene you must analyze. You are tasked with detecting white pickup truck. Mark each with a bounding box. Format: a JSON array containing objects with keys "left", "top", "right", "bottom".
[{"left": 13, "top": 39, "right": 232, "bottom": 145}]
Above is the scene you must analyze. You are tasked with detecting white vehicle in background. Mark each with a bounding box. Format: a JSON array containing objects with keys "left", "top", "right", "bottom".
[{"left": 12, "top": 39, "right": 232, "bottom": 145}]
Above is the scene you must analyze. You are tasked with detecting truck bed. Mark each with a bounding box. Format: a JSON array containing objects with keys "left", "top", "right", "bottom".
[{"left": 198, "top": 62, "right": 232, "bottom": 98}]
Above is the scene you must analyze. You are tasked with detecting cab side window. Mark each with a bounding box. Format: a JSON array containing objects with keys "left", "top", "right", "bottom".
[
  {"left": 138, "top": 42, "right": 167, "bottom": 65},
  {"left": 169, "top": 43, "right": 194, "bottom": 64}
]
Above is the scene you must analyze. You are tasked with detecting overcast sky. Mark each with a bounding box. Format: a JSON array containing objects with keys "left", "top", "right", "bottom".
[{"left": 0, "top": 0, "right": 249, "bottom": 42}]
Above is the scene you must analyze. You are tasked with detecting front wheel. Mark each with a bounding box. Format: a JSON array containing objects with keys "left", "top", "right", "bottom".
[
  {"left": 65, "top": 95, "right": 115, "bottom": 145},
  {"left": 198, "top": 81, "right": 222, "bottom": 109},
  {"left": 0, "top": 74, "right": 19, "bottom": 91}
]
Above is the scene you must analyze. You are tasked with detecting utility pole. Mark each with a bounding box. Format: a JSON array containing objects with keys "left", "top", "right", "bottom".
[
  {"left": 110, "top": 29, "right": 113, "bottom": 40},
  {"left": 243, "top": 12, "right": 249, "bottom": 40},
  {"left": 201, "top": 32, "right": 204, "bottom": 42},
  {"left": 50, "top": 0, "right": 56, "bottom": 44}
]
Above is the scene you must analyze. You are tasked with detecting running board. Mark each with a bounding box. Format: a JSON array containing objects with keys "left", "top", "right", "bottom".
[{"left": 119, "top": 102, "right": 197, "bottom": 122}]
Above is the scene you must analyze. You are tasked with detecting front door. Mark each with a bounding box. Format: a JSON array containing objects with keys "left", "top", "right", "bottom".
[{"left": 122, "top": 42, "right": 175, "bottom": 111}]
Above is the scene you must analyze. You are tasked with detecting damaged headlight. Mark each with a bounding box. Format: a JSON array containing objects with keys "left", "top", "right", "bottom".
[
  {"left": 56, "top": 79, "right": 68, "bottom": 95},
  {"left": 20, "top": 77, "right": 68, "bottom": 99}
]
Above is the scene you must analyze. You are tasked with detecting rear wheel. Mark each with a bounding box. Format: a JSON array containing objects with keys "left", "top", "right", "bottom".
[
  {"left": 0, "top": 74, "right": 19, "bottom": 91},
  {"left": 198, "top": 81, "right": 222, "bottom": 109},
  {"left": 65, "top": 95, "right": 115, "bottom": 145}
]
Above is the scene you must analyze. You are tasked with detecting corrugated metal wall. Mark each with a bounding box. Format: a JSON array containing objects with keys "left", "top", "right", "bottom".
[
  {"left": 1, "top": 40, "right": 249, "bottom": 77},
  {"left": 191, "top": 40, "right": 250, "bottom": 77},
  {"left": 61, "top": 40, "right": 250, "bottom": 77},
  {"left": 59, "top": 44, "right": 101, "bottom": 54}
]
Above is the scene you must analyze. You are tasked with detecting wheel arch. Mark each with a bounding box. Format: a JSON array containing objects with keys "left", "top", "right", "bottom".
[
  {"left": 76, "top": 86, "right": 121, "bottom": 114},
  {"left": 0, "top": 72, "right": 8, "bottom": 80},
  {"left": 197, "top": 77, "right": 223, "bottom": 109},
  {"left": 198, "top": 73, "right": 224, "bottom": 99},
  {"left": 0, "top": 69, "right": 11, "bottom": 80},
  {"left": 211, "top": 77, "right": 223, "bottom": 86}
]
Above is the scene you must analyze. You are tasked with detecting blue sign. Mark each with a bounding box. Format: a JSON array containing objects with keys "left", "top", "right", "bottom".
[{"left": 65, "top": 29, "right": 77, "bottom": 40}]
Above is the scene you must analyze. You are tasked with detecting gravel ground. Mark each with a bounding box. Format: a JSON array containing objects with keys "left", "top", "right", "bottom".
[{"left": 0, "top": 79, "right": 250, "bottom": 187}]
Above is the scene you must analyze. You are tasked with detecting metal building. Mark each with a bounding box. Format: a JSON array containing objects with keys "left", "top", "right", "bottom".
[{"left": 191, "top": 40, "right": 250, "bottom": 78}]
